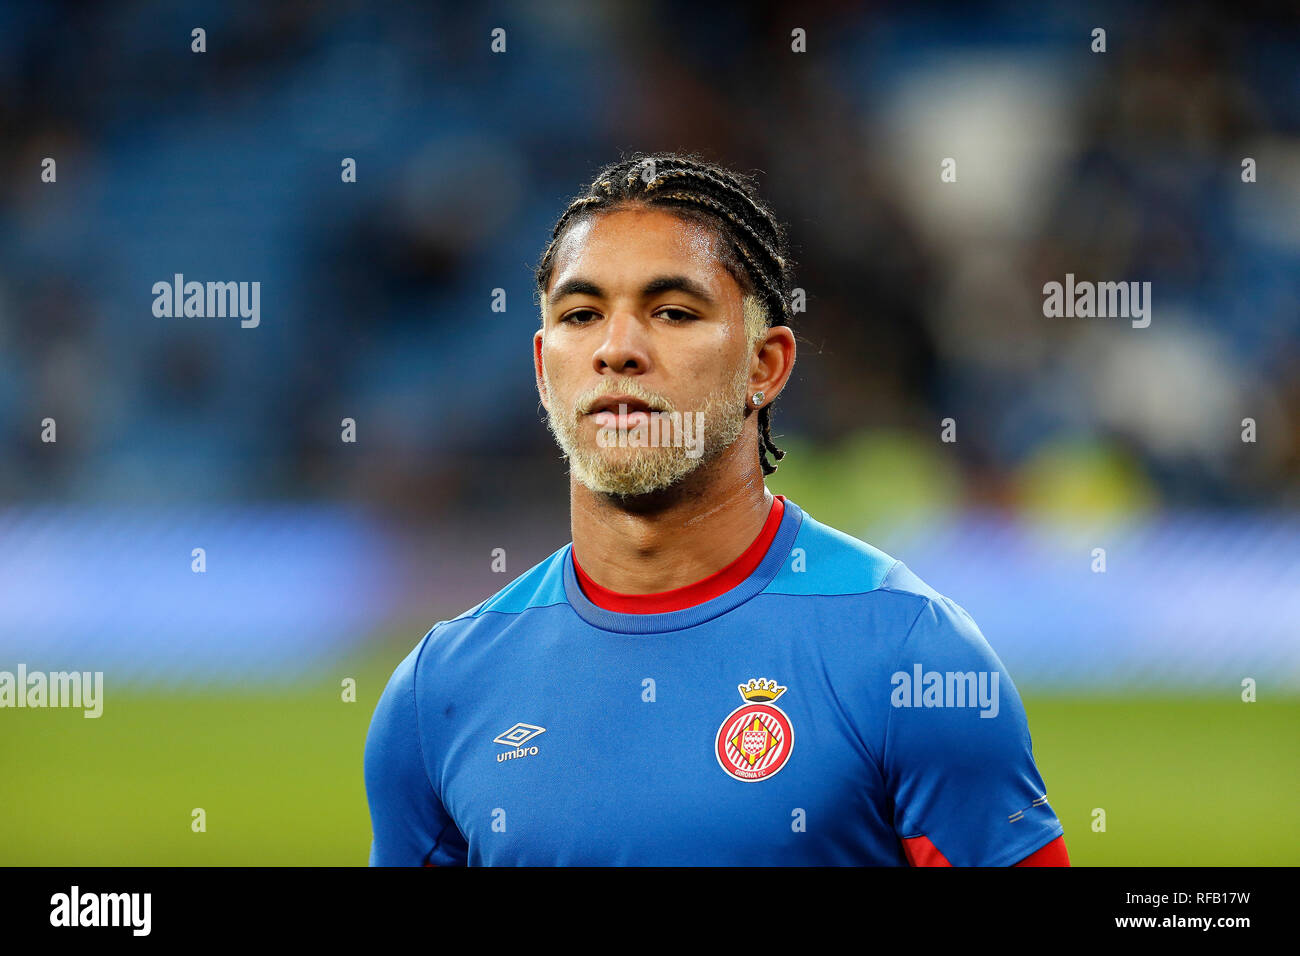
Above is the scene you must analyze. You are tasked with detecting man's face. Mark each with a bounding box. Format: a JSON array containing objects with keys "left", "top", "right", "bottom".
[{"left": 536, "top": 206, "right": 762, "bottom": 497}]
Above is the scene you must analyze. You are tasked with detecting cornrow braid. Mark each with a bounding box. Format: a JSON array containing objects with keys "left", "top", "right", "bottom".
[
  {"left": 638, "top": 162, "right": 789, "bottom": 260},
  {"left": 535, "top": 152, "right": 795, "bottom": 476}
]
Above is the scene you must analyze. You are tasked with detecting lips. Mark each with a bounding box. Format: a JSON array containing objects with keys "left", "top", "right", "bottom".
[
  {"left": 586, "top": 394, "right": 659, "bottom": 430},
  {"left": 587, "top": 395, "right": 654, "bottom": 415}
]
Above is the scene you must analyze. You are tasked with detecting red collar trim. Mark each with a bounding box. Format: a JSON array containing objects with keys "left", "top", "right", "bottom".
[{"left": 572, "top": 496, "right": 786, "bottom": 614}]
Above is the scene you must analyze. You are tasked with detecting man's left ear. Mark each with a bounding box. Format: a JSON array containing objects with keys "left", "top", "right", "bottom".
[{"left": 749, "top": 325, "right": 796, "bottom": 405}]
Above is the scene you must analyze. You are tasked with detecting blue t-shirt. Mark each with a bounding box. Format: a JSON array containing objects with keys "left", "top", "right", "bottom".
[{"left": 364, "top": 497, "right": 1063, "bottom": 865}]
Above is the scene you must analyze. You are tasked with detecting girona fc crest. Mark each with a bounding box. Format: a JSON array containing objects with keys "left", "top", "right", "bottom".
[{"left": 715, "top": 678, "right": 794, "bottom": 782}]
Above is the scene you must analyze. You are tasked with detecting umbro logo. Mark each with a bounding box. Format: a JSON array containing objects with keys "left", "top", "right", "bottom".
[
  {"left": 494, "top": 723, "right": 546, "bottom": 746},
  {"left": 494, "top": 722, "right": 545, "bottom": 763}
]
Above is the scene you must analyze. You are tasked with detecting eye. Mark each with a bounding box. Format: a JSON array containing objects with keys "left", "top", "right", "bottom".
[
  {"left": 561, "top": 309, "right": 600, "bottom": 325},
  {"left": 657, "top": 308, "right": 697, "bottom": 323}
]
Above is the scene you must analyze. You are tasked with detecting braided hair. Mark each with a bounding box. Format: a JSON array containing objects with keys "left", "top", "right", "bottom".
[{"left": 534, "top": 152, "right": 795, "bottom": 476}]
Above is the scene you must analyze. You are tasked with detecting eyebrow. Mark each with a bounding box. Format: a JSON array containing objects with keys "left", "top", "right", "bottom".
[{"left": 548, "top": 274, "right": 717, "bottom": 310}]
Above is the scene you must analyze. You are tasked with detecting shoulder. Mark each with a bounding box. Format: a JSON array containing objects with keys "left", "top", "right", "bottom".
[
  {"left": 405, "top": 542, "right": 573, "bottom": 673},
  {"left": 763, "top": 502, "right": 988, "bottom": 656},
  {"left": 450, "top": 542, "right": 572, "bottom": 621},
  {"left": 764, "top": 502, "right": 943, "bottom": 606}
]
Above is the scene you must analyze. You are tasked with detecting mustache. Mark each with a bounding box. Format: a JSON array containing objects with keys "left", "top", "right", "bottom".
[{"left": 575, "top": 381, "right": 675, "bottom": 415}]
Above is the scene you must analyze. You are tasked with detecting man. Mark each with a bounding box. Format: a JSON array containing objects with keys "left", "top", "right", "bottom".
[{"left": 364, "top": 152, "right": 1069, "bottom": 866}]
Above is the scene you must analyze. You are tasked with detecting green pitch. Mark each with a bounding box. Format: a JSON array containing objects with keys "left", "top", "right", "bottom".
[{"left": 1, "top": 640, "right": 1294, "bottom": 865}]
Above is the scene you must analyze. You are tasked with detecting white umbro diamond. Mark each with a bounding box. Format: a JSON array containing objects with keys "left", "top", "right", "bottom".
[{"left": 493, "top": 723, "right": 546, "bottom": 747}]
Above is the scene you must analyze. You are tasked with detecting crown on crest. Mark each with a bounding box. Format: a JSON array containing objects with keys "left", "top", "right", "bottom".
[{"left": 738, "top": 678, "right": 786, "bottom": 702}]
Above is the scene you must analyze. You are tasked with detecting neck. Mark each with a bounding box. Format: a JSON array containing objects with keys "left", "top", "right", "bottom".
[{"left": 569, "top": 434, "right": 772, "bottom": 594}]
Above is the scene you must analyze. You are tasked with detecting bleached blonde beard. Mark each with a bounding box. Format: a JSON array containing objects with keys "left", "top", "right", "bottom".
[{"left": 542, "top": 355, "right": 751, "bottom": 497}]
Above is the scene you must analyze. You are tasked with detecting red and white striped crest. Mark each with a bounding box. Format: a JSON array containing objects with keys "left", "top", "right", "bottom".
[{"left": 715, "top": 698, "right": 794, "bottom": 782}]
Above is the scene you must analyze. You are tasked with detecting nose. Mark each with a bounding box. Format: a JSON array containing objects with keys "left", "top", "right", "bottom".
[{"left": 592, "top": 311, "right": 650, "bottom": 375}]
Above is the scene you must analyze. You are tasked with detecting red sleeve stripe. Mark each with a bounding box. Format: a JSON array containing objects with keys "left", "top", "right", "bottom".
[
  {"left": 901, "top": 833, "right": 1071, "bottom": 866},
  {"left": 901, "top": 834, "right": 952, "bottom": 866},
  {"left": 1012, "top": 835, "right": 1070, "bottom": 866}
]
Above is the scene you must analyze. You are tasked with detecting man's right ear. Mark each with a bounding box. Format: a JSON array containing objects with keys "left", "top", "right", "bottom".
[{"left": 533, "top": 329, "right": 549, "bottom": 411}]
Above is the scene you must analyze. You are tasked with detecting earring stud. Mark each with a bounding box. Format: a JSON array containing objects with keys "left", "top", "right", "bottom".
[{"left": 751, "top": 391, "right": 765, "bottom": 406}]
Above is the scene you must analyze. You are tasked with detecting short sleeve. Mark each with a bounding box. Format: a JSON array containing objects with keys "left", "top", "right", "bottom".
[
  {"left": 364, "top": 637, "right": 468, "bottom": 866},
  {"left": 882, "top": 596, "right": 1064, "bottom": 866}
]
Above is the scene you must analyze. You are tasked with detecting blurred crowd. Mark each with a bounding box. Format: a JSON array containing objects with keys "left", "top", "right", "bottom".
[{"left": 1, "top": 0, "right": 1296, "bottom": 517}]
